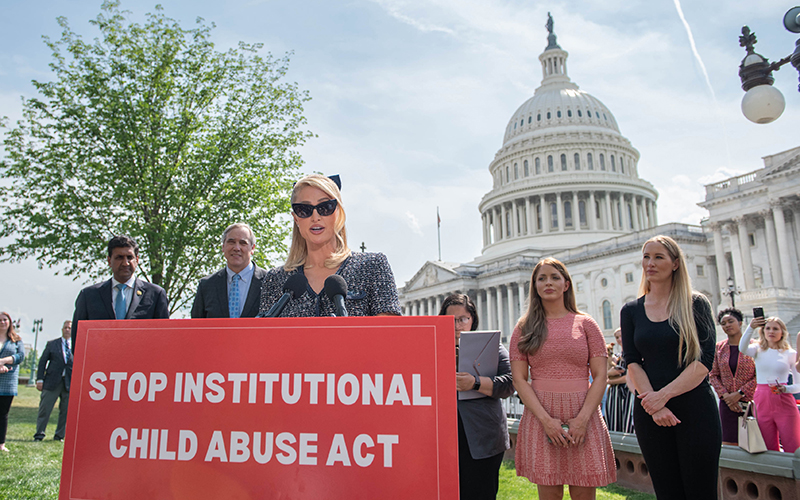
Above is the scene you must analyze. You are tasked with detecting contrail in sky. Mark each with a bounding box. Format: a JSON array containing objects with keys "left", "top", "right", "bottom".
[
  {"left": 672, "top": 0, "right": 715, "bottom": 99},
  {"left": 672, "top": 0, "right": 732, "bottom": 168}
]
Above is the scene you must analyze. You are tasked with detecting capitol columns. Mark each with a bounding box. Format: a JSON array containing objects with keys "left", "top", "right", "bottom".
[
  {"left": 589, "top": 191, "right": 597, "bottom": 230},
  {"left": 556, "top": 192, "right": 564, "bottom": 231},
  {"left": 506, "top": 285, "right": 515, "bottom": 333},
  {"left": 525, "top": 197, "right": 533, "bottom": 235},
  {"left": 495, "top": 285, "right": 503, "bottom": 331},
  {"left": 709, "top": 222, "right": 729, "bottom": 296},
  {"left": 572, "top": 192, "right": 579, "bottom": 229},
  {"left": 604, "top": 191, "right": 614, "bottom": 230},
  {"left": 761, "top": 210, "right": 784, "bottom": 288},
  {"left": 518, "top": 282, "right": 527, "bottom": 319},
  {"left": 734, "top": 216, "right": 756, "bottom": 290},
  {"left": 512, "top": 202, "right": 518, "bottom": 237},
  {"left": 772, "top": 201, "right": 795, "bottom": 288},
  {"left": 476, "top": 289, "right": 484, "bottom": 325},
  {"left": 485, "top": 287, "right": 495, "bottom": 330}
]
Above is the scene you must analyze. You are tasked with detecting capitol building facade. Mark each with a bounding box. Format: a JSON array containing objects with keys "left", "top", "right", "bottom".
[{"left": 399, "top": 22, "right": 800, "bottom": 342}]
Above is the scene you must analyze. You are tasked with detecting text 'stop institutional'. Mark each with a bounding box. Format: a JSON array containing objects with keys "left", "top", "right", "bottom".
[{"left": 399, "top": 17, "right": 800, "bottom": 342}]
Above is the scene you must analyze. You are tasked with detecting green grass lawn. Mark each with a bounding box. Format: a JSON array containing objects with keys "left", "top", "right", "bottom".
[{"left": 1, "top": 385, "right": 653, "bottom": 499}]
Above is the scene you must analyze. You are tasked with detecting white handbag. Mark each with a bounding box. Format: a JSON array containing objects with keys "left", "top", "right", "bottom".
[{"left": 738, "top": 401, "right": 767, "bottom": 454}]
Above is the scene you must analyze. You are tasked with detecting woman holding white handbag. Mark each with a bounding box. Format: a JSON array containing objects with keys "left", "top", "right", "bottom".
[{"left": 739, "top": 316, "right": 800, "bottom": 452}]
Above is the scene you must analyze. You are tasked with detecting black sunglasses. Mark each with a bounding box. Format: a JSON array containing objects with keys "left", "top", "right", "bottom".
[{"left": 292, "top": 199, "right": 338, "bottom": 218}]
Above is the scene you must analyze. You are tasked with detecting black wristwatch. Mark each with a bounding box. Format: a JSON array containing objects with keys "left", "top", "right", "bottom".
[
  {"left": 738, "top": 389, "right": 745, "bottom": 397},
  {"left": 473, "top": 375, "right": 481, "bottom": 391}
]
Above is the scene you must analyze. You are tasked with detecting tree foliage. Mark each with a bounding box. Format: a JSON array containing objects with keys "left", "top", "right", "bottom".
[{"left": 0, "top": 1, "right": 312, "bottom": 313}]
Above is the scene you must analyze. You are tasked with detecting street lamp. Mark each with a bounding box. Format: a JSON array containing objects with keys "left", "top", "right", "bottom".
[
  {"left": 722, "top": 277, "right": 741, "bottom": 308},
  {"left": 738, "top": 6, "right": 800, "bottom": 124},
  {"left": 27, "top": 318, "right": 43, "bottom": 386}
]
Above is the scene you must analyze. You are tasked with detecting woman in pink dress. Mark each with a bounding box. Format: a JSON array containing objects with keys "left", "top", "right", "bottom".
[{"left": 510, "top": 258, "right": 616, "bottom": 500}]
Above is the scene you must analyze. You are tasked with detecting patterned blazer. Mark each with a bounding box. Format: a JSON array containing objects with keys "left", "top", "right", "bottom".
[{"left": 709, "top": 338, "right": 756, "bottom": 401}]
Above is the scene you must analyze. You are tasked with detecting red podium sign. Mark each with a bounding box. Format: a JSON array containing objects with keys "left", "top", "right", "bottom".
[{"left": 60, "top": 316, "right": 458, "bottom": 499}]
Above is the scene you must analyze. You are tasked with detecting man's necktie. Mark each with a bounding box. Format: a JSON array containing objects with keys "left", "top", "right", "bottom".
[
  {"left": 229, "top": 274, "right": 242, "bottom": 319},
  {"left": 115, "top": 283, "right": 128, "bottom": 320}
]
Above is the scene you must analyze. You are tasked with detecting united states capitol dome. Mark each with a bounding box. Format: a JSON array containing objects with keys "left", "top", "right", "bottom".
[{"left": 477, "top": 14, "right": 658, "bottom": 257}]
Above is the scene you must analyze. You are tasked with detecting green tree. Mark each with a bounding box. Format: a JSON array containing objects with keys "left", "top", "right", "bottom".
[{"left": 0, "top": 2, "right": 312, "bottom": 313}]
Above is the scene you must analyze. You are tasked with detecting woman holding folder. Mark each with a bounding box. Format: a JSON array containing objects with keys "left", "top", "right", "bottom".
[{"left": 439, "top": 294, "right": 514, "bottom": 500}]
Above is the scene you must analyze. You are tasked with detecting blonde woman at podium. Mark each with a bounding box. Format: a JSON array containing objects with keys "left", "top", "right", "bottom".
[
  {"left": 439, "top": 293, "right": 513, "bottom": 500},
  {"left": 258, "top": 174, "right": 401, "bottom": 318}
]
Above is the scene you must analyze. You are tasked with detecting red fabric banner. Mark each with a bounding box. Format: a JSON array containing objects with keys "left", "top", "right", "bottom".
[{"left": 60, "top": 316, "right": 458, "bottom": 499}]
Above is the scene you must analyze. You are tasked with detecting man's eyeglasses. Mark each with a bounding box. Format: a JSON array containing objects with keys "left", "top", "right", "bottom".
[
  {"left": 455, "top": 316, "right": 472, "bottom": 325},
  {"left": 292, "top": 199, "right": 338, "bottom": 218}
]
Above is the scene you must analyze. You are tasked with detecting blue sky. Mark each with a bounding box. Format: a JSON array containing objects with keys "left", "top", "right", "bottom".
[{"left": 1, "top": 0, "right": 799, "bottom": 347}]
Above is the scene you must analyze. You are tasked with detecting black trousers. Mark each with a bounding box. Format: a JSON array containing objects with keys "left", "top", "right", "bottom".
[
  {"left": 0, "top": 396, "right": 13, "bottom": 444},
  {"left": 633, "top": 383, "right": 721, "bottom": 500},
  {"left": 458, "top": 412, "right": 505, "bottom": 500}
]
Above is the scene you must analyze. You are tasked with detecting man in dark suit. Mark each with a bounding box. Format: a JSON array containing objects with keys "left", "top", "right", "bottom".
[
  {"left": 191, "top": 223, "right": 266, "bottom": 318},
  {"left": 34, "top": 320, "right": 73, "bottom": 441},
  {"left": 71, "top": 235, "right": 170, "bottom": 354}
]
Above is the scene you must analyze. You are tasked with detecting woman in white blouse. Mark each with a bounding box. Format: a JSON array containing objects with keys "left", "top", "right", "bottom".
[{"left": 739, "top": 316, "right": 800, "bottom": 452}]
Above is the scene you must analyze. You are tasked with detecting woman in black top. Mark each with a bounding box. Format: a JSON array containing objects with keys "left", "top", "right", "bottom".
[{"left": 620, "top": 235, "right": 720, "bottom": 499}]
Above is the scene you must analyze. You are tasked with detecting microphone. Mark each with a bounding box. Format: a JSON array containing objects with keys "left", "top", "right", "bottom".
[
  {"left": 324, "top": 275, "right": 348, "bottom": 317},
  {"left": 260, "top": 274, "right": 308, "bottom": 318}
]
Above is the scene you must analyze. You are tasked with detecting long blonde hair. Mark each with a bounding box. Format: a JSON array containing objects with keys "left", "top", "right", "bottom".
[
  {"left": 284, "top": 174, "right": 350, "bottom": 271},
  {"left": 638, "top": 235, "right": 702, "bottom": 366},
  {"left": 758, "top": 317, "right": 790, "bottom": 351},
  {"left": 515, "top": 258, "right": 580, "bottom": 356}
]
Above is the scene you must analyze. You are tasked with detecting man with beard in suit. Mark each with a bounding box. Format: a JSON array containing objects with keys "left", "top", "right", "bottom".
[
  {"left": 191, "top": 223, "right": 267, "bottom": 319},
  {"left": 71, "top": 235, "right": 170, "bottom": 354},
  {"left": 34, "top": 320, "right": 73, "bottom": 442}
]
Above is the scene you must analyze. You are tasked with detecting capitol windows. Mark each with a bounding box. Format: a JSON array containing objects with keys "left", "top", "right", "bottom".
[
  {"left": 547, "top": 111, "right": 551, "bottom": 119},
  {"left": 506, "top": 166, "right": 510, "bottom": 183},
  {"left": 574, "top": 153, "right": 580, "bottom": 170},
  {"left": 603, "top": 113, "right": 607, "bottom": 120},
  {"left": 524, "top": 159, "right": 529, "bottom": 176},
  {"left": 620, "top": 157, "right": 625, "bottom": 174},
  {"left": 520, "top": 119, "right": 524, "bottom": 127},
  {"left": 611, "top": 155, "right": 616, "bottom": 172},
  {"left": 579, "top": 200, "right": 587, "bottom": 226},
  {"left": 537, "top": 113, "right": 541, "bottom": 121},
  {"left": 547, "top": 155, "right": 554, "bottom": 172},
  {"left": 625, "top": 272, "right": 634, "bottom": 283},
  {"left": 514, "top": 163, "right": 519, "bottom": 180},
  {"left": 567, "top": 109, "right": 572, "bottom": 117},
  {"left": 564, "top": 201, "right": 573, "bottom": 227},
  {"left": 561, "top": 154, "right": 567, "bottom": 171},
  {"left": 535, "top": 157, "right": 541, "bottom": 174},
  {"left": 577, "top": 110, "right": 582, "bottom": 117},
  {"left": 602, "top": 300, "right": 613, "bottom": 330},
  {"left": 696, "top": 265, "right": 705, "bottom": 277},
  {"left": 599, "top": 154, "right": 606, "bottom": 171},
  {"left": 596, "top": 111, "right": 600, "bottom": 118},
  {"left": 528, "top": 116, "right": 532, "bottom": 124},
  {"left": 557, "top": 110, "right": 562, "bottom": 118},
  {"left": 550, "top": 202, "right": 558, "bottom": 229},
  {"left": 587, "top": 153, "right": 594, "bottom": 170}
]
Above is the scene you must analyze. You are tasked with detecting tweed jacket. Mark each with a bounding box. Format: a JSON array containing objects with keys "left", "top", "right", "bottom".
[
  {"left": 709, "top": 338, "right": 756, "bottom": 401},
  {"left": 0, "top": 339, "right": 26, "bottom": 396}
]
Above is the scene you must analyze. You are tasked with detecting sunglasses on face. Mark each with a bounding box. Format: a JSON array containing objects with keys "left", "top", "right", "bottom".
[{"left": 291, "top": 199, "right": 338, "bottom": 218}]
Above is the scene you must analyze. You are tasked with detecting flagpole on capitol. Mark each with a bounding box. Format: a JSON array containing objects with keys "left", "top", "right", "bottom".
[{"left": 437, "top": 207, "right": 442, "bottom": 261}]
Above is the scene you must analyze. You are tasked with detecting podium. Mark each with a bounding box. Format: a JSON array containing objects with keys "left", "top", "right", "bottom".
[{"left": 60, "top": 316, "right": 458, "bottom": 499}]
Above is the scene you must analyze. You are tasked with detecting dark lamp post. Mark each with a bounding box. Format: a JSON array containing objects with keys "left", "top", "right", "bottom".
[
  {"left": 723, "top": 277, "right": 740, "bottom": 308},
  {"left": 738, "top": 7, "right": 800, "bottom": 124}
]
